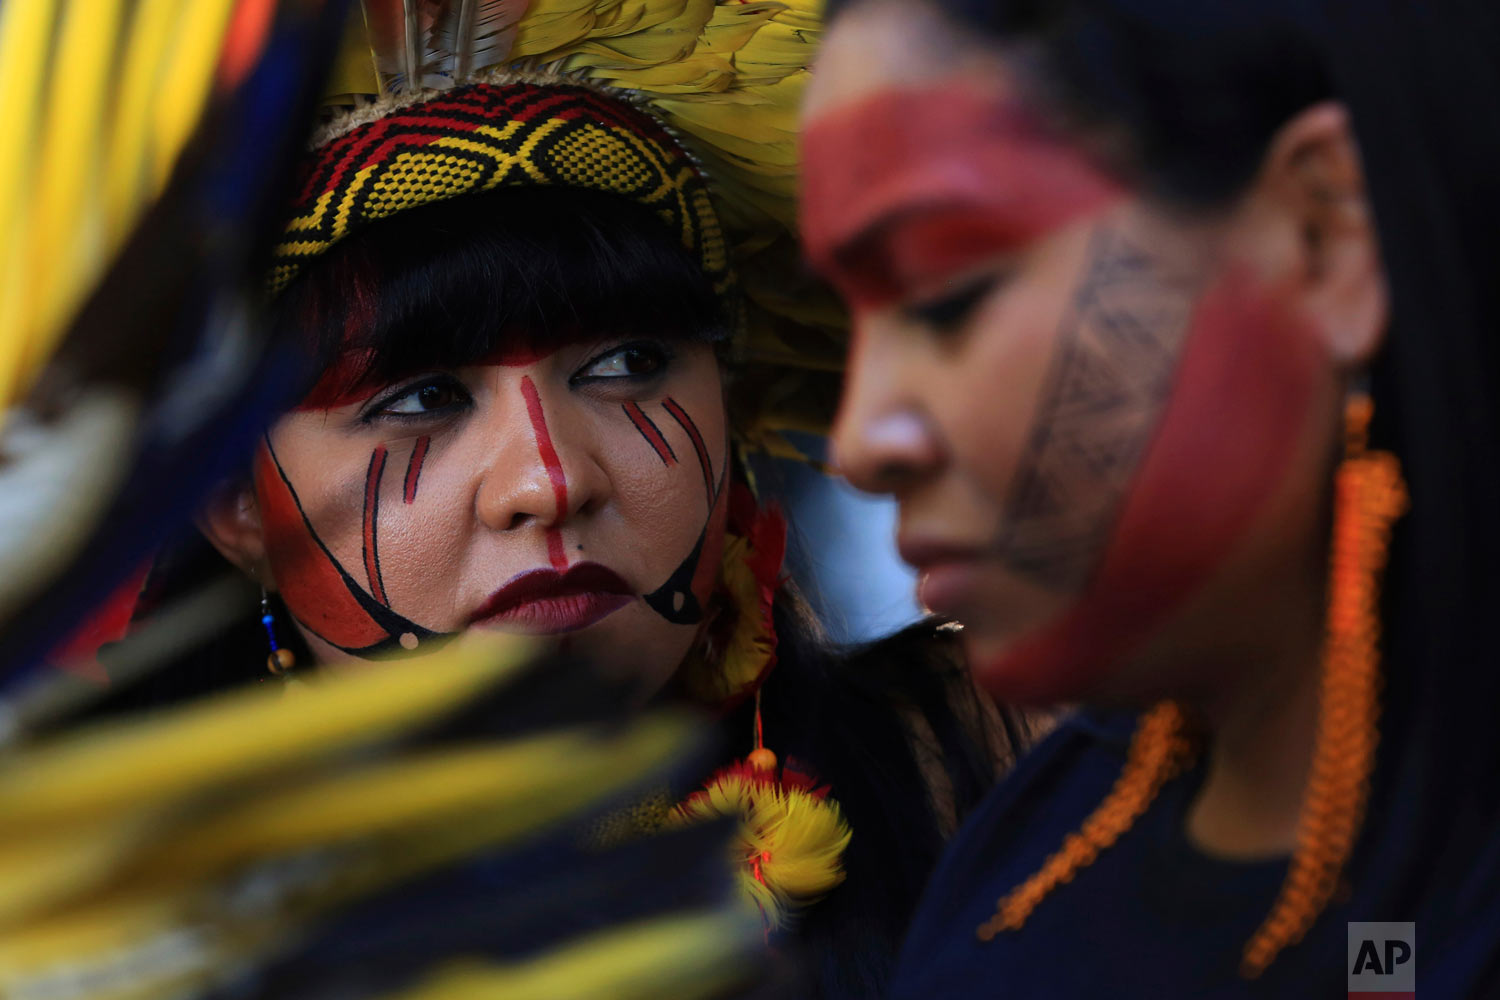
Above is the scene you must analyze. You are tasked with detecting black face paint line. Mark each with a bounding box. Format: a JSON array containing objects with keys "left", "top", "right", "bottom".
[
  {"left": 992, "top": 224, "right": 1199, "bottom": 591},
  {"left": 642, "top": 399, "right": 728, "bottom": 625},
  {"left": 363, "top": 444, "right": 390, "bottom": 606},
  {"left": 403, "top": 435, "right": 430, "bottom": 504},
  {"left": 662, "top": 396, "right": 714, "bottom": 510},
  {"left": 623, "top": 401, "right": 678, "bottom": 466},
  {"left": 261, "top": 435, "right": 454, "bottom": 659}
]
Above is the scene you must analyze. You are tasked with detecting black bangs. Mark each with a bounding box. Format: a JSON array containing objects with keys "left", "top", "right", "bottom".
[{"left": 270, "top": 186, "right": 731, "bottom": 401}]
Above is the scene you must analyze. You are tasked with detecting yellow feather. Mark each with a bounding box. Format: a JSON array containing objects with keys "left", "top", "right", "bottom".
[
  {"left": 554, "top": 0, "right": 713, "bottom": 70},
  {"left": 103, "top": 0, "right": 193, "bottom": 249},
  {"left": 0, "top": 633, "right": 533, "bottom": 829},
  {"left": 0, "top": 716, "right": 695, "bottom": 957},
  {"left": 118, "top": 714, "right": 695, "bottom": 885},
  {"left": 326, "top": 1, "right": 382, "bottom": 98},
  {"left": 25, "top": 0, "right": 130, "bottom": 380},
  {"left": 377, "top": 910, "right": 760, "bottom": 1000},
  {"left": 0, "top": 0, "right": 60, "bottom": 409},
  {"left": 149, "top": 0, "right": 239, "bottom": 190},
  {"left": 674, "top": 770, "right": 852, "bottom": 929}
]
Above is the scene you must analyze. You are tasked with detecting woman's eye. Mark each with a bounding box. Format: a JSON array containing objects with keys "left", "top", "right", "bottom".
[
  {"left": 574, "top": 343, "right": 669, "bottom": 382},
  {"left": 904, "top": 272, "right": 1003, "bottom": 333},
  {"left": 371, "top": 377, "right": 469, "bottom": 419}
]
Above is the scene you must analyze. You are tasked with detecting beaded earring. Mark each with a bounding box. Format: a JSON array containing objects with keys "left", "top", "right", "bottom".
[
  {"left": 260, "top": 589, "right": 296, "bottom": 677},
  {"left": 975, "top": 392, "right": 1408, "bottom": 979}
]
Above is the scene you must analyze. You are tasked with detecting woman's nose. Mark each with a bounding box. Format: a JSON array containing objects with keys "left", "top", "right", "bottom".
[
  {"left": 830, "top": 325, "right": 946, "bottom": 496},
  {"left": 474, "top": 375, "right": 609, "bottom": 532}
]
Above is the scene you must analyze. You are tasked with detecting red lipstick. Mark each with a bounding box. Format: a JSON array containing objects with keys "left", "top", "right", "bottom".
[{"left": 467, "top": 563, "right": 633, "bottom": 635}]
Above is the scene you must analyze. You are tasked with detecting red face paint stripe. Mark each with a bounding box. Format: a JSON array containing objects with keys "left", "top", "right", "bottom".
[
  {"left": 801, "top": 84, "right": 1121, "bottom": 310},
  {"left": 623, "top": 401, "right": 678, "bottom": 466},
  {"left": 403, "top": 436, "right": 430, "bottom": 504},
  {"left": 662, "top": 397, "right": 714, "bottom": 509},
  {"left": 363, "top": 444, "right": 390, "bottom": 606},
  {"left": 546, "top": 530, "right": 568, "bottom": 570},
  {"left": 520, "top": 375, "right": 570, "bottom": 571}
]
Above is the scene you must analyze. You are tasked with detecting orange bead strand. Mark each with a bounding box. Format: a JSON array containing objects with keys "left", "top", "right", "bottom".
[
  {"left": 975, "top": 395, "right": 1408, "bottom": 983},
  {"left": 1240, "top": 396, "right": 1407, "bottom": 977},
  {"left": 976, "top": 701, "right": 1195, "bottom": 941}
]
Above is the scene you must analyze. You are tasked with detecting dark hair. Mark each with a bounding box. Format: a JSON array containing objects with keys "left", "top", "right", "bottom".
[
  {"left": 833, "top": 0, "right": 1500, "bottom": 973},
  {"left": 753, "top": 595, "right": 1027, "bottom": 999},
  {"left": 272, "top": 185, "right": 731, "bottom": 408}
]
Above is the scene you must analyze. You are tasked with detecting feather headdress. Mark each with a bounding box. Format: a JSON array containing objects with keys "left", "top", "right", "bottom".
[{"left": 280, "top": 0, "right": 843, "bottom": 454}]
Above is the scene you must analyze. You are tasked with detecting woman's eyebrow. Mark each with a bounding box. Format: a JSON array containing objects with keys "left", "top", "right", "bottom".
[{"left": 811, "top": 197, "right": 972, "bottom": 286}]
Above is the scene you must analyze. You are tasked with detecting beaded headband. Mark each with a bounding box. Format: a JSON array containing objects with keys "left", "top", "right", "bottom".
[{"left": 269, "top": 77, "right": 730, "bottom": 303}]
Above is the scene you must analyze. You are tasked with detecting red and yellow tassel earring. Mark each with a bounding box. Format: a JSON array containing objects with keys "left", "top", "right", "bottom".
[
  {"left": 673, "top": 687, "right": 853, "bottom": 930},
  {"left": 669, "top": 485, "right": 852, "bottom": 929}
]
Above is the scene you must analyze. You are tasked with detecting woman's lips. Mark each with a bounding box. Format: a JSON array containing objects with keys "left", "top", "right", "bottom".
[
  {"left": 899, "top": 537, "right": 990, "bottom": 618},
  {"left": 467, "top": 563, "right": 633, "bottom": 635},
  {"left": 916, "top": 561, "right": 990, "bottom": 618}
]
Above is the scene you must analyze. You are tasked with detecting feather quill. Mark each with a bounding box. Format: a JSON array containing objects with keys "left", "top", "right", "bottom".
[{"left": 362, "top": 0, "right": 527, "bottom": 92}]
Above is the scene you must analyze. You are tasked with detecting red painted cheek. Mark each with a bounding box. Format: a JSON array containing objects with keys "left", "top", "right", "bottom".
[
  {"left": 254, "top": 446, "right": 389, "bottom": 649},
  {"left": 977, "top": 268, "right": 1326, "bottom": 703}
]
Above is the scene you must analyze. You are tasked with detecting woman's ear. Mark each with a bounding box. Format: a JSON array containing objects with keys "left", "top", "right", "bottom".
[
  {"left": 196, "top": 480, "right": 271, "bottom": 582},
  {"left": 1255, "top": 101, "right": 1389, "bottom": 368}
]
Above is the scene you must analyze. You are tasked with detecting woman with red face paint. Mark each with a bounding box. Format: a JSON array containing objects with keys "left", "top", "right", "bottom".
[
  {"left": 82, "top": 8, "right": 1035, "bottom": 997},
  {"left": 805, "top": 0, "right": 1500, "bottom": 995}
]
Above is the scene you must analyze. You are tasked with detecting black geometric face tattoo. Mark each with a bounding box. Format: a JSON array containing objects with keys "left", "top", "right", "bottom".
[{"left": 993, "top": 223, "right": 1200, "bottom": 591}]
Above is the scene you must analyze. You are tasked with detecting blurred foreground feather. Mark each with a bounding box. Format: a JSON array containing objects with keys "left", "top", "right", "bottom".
[
  {"left": 0, "top": 635, "right": 759, "bottom": 999},
  {"left": 0, "top": 0, "right": 350, "bottom": 686},
  {"left": 0, "top": 0, "right": 764, "bottom": 996}
]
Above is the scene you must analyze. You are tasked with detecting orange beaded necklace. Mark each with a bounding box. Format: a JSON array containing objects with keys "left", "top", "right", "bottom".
[{"left": 976, "top": 395, "right": 1408, "bottom": 979}]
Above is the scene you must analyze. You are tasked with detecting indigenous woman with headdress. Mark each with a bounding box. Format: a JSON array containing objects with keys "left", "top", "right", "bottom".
[
  {"left": 91, "top": 3, "right": 1030, "bottom": 997},
  {"left": 802, "top": 0, "right": 1500, "bottom": 994}
]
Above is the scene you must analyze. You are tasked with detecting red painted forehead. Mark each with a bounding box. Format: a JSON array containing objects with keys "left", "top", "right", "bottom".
[{"left": 800, "top": 83, "right": 1121, "bottom": 307}]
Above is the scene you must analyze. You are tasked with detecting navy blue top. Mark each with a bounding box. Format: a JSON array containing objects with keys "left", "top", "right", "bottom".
[{"left": 892, "top": 712, "right": 1356, "bottom": 997}]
